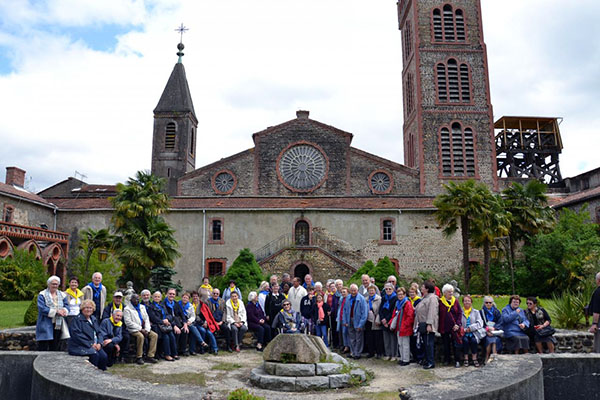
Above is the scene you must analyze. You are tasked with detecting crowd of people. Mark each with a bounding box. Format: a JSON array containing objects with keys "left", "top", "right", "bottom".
[{"left": 36, "top": 269, "right": 598, "bottom": 372}]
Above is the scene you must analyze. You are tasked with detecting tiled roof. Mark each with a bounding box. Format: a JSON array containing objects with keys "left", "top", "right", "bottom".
[
  {"left": 47, "top": 196, "right": 436, "bottom": 211},
  {"left": 75, "top": 184, "right": 117, "bottom": 193},
  {"left": 552, "top": 186, "right": 600, "bottom": 208},
  {"left": 0, "top": 182, "right": 51, "bottom": 205}
]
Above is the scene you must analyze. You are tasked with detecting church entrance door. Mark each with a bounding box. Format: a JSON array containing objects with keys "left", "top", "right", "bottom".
[
  {"left": 295, "top": 220, "right": 309, "bottom": 246},
  {"left": 294, "top": 263, "right": 309, "bottom": 281}
]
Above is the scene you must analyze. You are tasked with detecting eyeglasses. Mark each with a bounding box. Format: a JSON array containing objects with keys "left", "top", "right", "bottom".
[
  {"left": 283, "top": 304, "right": 291, "bottom": 307},
  {"left": 484, "top": 302, "right": 492, "bottom": 304},
  {"left": 385, "top": 288, "right": 393, "bottom": 290},
  {"left": 526, "top": 302, "right": 533, "bottom": 305}
]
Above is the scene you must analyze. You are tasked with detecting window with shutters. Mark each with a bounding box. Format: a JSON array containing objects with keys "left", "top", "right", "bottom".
[
  {"left": 436, "top": 58, "right": 471, "bottom": 103},
  {"left": 165, "top": 122, "right": 176, "bottom": 150},
  {"left": 439, "top": 122, "right": 476, "bottom": 177},
  {"left": 432, "top": 5, "right": 467, "bottom": 43},
  {"left": 190, "top": 128, "right": 195, "bottom": 156},
  {"left": 208, "top": 218, "right": 224, "bottom": 244}
]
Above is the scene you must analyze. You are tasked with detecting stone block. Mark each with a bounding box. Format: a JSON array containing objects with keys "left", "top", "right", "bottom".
[
  {"left": 350, "top": 368, "right": 366, "bottom": 383},
  {"left": 329, "top": 352, "right": 348, "bottom": 364},
  {"left": 328, "top": 373, "right": 350, "bottom": 388},
  {"left": 263, "top": 333, "right": 325, "bottom": 364},
  {"left": 306, "top": 335, "right": 329, "bottom": 358},
  {"left": 263, "top": 361, "right": 277, "bottom": 375},
  {"left": 249, "top": 368, "right": 263, "bottom": 386},
  {"left": 259, "top": 374, "right": 296, "bottom": 391},
  {"left": 275, "top": 363, "right": 315, "bottom": 377},
  {"left": 295, "top": 376, "right": 330, "bottom": 390},
  {"left": 316, "top": 362, "right": 342, "bottom": 376}
]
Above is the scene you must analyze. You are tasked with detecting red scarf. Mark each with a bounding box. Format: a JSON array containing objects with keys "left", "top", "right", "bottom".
[
  {"left": 200, "top": 302, "right": 220, "bottom": 333},
  {"left": 317, "top": 300, "right": 325, "bottom": 322}
]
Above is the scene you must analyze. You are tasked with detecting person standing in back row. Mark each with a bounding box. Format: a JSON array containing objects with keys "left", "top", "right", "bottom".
[{"left": 589, "top": 272, "right": 600, "bottom": 353}]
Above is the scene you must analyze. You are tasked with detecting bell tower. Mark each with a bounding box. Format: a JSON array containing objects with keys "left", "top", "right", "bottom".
[
  {"left": 151, "top": 39, "right": 197, "bottom": 196},
  {"left": 398, "top": 0, "right": 497, "bottom": 195}
]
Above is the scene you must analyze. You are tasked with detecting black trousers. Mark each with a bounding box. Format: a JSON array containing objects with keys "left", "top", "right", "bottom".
[
  {"left": 441, "top": 332, "right": 461, "bottom": 363},
  {"left": 364, "top": 321, "right": 384, "bottom": 356},
  {"left": 37, "top": 329, "right": 61, "bottom": 351},
  {"left": 103, "top": 342, "right": 119, "bottom": 366}
]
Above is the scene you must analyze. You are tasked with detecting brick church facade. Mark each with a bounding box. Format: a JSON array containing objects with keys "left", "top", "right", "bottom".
[{"left": 2, "top": 1, "right": 598, "bottom": 290}]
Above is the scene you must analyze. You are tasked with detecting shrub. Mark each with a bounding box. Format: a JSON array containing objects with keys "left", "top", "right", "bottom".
[
  {"left": 547, "top": 290, "right": 586, "bottom": 329},
  {"left": 227, "top": 388, "right": 265, "bottom": 400},
  {"left": 24, "top": 295, "right": 39, "bottom": 325},
  {"left": 221, "top": 249, "right": 264, "bottom": 292},
  {"left": 0, "top": 250, "right": 47, "bottom": 300},
  {"left": 369, "top": 257, "right": 397, "bottom": 290},
  {"left": 68, "top": 250, "right": 121, "bottom": 295},
  {"left": 150, "top": 265, "right": 181, "bottom": 293}
]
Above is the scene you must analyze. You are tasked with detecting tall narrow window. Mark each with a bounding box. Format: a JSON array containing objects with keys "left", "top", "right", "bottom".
[
  {"left": 432, "top": 5, "right": 466, "bottom": 42},
  {"left": 442, "top": 5, "right": 455, "bottom": 41},
  {"left": 405, "top": 73, "right": 415, "bottom": 116},
  {"left": 3, "top": 205, "right": 14, "bottom": 223},
  {"left": 439, "top": 122, "right": 476, "bottom": 177},
  {"left": 380, "top": 219, "right": 396, "bottom": 244},
  {"left": 403, "top": 20, "right": 413, "bottom": 59},
  {"left": 212, "top": 220, "right": 222, "bottom": 241},
  {"left": 455, "top": 9, "right": 465, "bottom": 41},
  {"left": 165, "top": 122, "right": 176, "bottom": 150},
  {"left": 436, "top": 59, "right": 471, "bottom": 103},
  {"left": 295, "top": 220, "right": 310, "bottom": 246},
  {"left": 433, "top": 9, "right": 443, "bottom": 41},
  {"left": 190, "top": 128, "right": 195, "bottom": 155},
  {"left": 208, "top": 218, "right": 224, "bottom": 244}
]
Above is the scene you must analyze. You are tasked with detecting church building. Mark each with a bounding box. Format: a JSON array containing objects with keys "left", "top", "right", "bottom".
[{"left": 2, "top": 0, "right": 597, "bottom": 290}]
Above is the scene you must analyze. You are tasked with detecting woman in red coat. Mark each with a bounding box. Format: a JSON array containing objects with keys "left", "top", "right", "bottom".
[{"left": 391, "top": 287, "right": 414, "bottom": 365}]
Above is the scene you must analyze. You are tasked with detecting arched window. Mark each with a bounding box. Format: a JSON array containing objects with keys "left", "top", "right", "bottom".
[
  {"left": 436, "top": 59, "right": 471, "bottom": 103},
  {"left": 295, "top": 220, "right": 310, "bottom": 246},
  {"left": 432, "top": 5, "right": 466, "bottom": 43},
  {"left": 440, "top": 122, "right": 476, "bottom": 177},
  {"left": 165, "top": 122, "right": 176, "bottom": 150}
]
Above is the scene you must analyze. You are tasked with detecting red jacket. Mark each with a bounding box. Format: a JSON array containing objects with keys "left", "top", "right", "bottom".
[
  {"left": 199, "top": 302, "right": 220, "bottom": 334},
  {"left": 392, "top": 299, "right": 414, "bottom": 337}
]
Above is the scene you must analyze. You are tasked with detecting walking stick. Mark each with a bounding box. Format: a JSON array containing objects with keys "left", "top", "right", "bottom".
[{"left": 328, "top": 313, "right": 332, "bottom": 347}]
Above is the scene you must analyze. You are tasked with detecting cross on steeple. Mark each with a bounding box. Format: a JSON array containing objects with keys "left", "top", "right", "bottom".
[{"left": 175, "top": 23, "right": 188, "bottom": 63}]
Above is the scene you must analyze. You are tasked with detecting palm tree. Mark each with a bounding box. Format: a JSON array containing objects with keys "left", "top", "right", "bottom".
[
  {"left": 470, "top": 192, "right": 511, "bottom": 294},
  {"left": 502, "top": 180, "right": 555, "bottom": 266},
  {"left": 78, "top": 228, "right": 113, "bottom": 278},
  {"left": 110, "top": 171, "right": 180, "bottom": 288},
  {"left": 434, "top": 180, "right": 492, "bottom": 293}
]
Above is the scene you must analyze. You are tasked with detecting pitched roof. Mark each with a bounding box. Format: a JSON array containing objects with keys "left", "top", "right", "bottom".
[
  {"left": 153, "top": 63, "right": 196, "bottom": 117},
  {"left": 0, "top": 181, "right": 51, "bottom": 205},
  {"left": 47, "top": 196, "right": 436, "bottom": 211},
  {"left": 251, "top": 113, "right": 353, "bottom": 144},
  {"left": 552, "top": 186, "right": 600, "bottom": 208}
]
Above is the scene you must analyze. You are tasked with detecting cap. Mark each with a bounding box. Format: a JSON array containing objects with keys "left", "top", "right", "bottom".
[{"left": 113, "top": 291, "right": 123, "bottom": 297}]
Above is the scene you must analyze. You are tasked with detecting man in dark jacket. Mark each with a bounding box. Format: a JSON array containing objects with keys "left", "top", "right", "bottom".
[
  {"left": 300, "top": 286, "right": 315, "bottom": 334},
  {"left": 102, "top": 291, "right": 129, "bottom": 360},
  {"left": 162, "top": 288, "right": 189, "bottom": 356},
  {"left": 99, "top": 308, "right": 123, "bottom": 367}
]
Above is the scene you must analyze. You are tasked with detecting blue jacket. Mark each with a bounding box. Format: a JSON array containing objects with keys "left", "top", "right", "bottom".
[
  {"left": 35, "top": 291, "right": 69, "bottom": 341},
  {"left": 98, "top": 318, "right": 123, "bottom": 345},
  {"left": 501, "top": 305, "right": 530, "bottom": 338},
  {"left": 68, "top": 313, "right": 103, "bottom": 356},
  {"left": 222, "top": 287, "right": 242, "bottom": 303},
  {"left": 342, "top": 293, "right": 368, "bottom": 329}
]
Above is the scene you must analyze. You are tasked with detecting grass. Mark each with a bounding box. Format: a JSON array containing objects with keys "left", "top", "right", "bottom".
[
  {"left": 108, "top": 364, "right": 206, "bottom": 386},
  {"left": 0, "top": 301, "right": 29, "bottom": 329},
  {"left": 212, "top": 362, "right": 242, "bottom": 371}
]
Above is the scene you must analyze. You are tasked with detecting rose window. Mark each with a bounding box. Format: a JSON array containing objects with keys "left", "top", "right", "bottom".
[
  {"left": 278, "top": 144, "right": 326, "bottom": 191},
  {"left": 370, "top": 171, "right": 392, "bottom": 193},
  {"left": 214, "top": 172, "right": 235, "bottom": 193}
]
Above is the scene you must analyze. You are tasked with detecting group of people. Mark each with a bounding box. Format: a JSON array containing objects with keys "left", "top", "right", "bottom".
[{"left": 38, "top": 269, "right": 599, "bottom": 373}]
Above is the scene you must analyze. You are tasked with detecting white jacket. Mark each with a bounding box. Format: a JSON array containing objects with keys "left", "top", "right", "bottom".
[
  {"left": 287, "top": 285, "right": 307, "bottom": 314},
  {"left": 124, "top": 304, "right": 151, "bottom": 333},
  {"left": 225, "top": 299, "right": 247, "bottom": 326}
]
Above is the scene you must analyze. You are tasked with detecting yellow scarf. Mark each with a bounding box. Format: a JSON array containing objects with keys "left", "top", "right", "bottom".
[
  {"left": 231, "top": 300, "right": 239, "bottom": 313},
  {"left": 464, "top": 307, "right": 472, "bottom": 319},
  {"left": 109, "top": 315, "right": 123, "bottom": 327},
  {"left": 66, "top": 288, "right": 84, "bottom": 301},
  {"left": 201, "top": 284, "right": 213, "bottom": 292},
  {"left": 112, "top": 302, "right": 123, "bottom": 312},
  {"left": 440, "top": 295, "right": 456, "bottom": 312},
  {"left": 192, "top": 302, "right": 197, "bottom": 313},
  {"left": 409, "top": 296, "right": 421, "bottom": 305},
  {"left": 283, "top": 293, "right": 288, "bottom": 299}
]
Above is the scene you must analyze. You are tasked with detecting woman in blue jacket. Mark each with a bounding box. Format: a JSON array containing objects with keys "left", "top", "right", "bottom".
[
  {"left": 36, "top": 275, "right": 69, "bottom": 351},
  {"left": 68, "top": 299, "right": 108, "bottom": 370},
  {"left": 501, "top": 295, "right": 530, "bottom": 354}
]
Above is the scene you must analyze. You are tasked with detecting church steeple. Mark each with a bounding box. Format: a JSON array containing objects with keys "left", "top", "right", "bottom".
[{"left": 151, "top": 32, "right": 197, "bottom": 196}]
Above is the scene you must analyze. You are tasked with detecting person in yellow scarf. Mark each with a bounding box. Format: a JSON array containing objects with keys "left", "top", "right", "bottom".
[
  {"left": 199, "top": 277, "right": 213, "bottom": 302},
  {"left": 66, "top": 277, "right": 84, "bottom": 325},
  {"left": 99, "top": 309, "right": 124, "bottom": 367},
  {"left": 439, "top": 284, "right": 463, "bottom": 368},
  {"left": 102, "top": 291, "right": 124, "bottom": 320}
]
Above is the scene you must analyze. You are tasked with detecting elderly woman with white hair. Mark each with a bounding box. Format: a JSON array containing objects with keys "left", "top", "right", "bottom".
[
  {"left": 247, "top": 291, "right": 272, "bottom": 351},
  {"left": 68, "top": 299, "right": 108, "bottom": 370},
  {"left": 36, "top": 275, "right": 70, "bottom": 351},
  {"left": 479, "top": 295, "right": 503, "bottom": 363},
  {"left": 438, "top": 283, "right": 463, "bottom": 367},
  {"left": 257, "top": 281, "right": 270, "bottom": 313}
]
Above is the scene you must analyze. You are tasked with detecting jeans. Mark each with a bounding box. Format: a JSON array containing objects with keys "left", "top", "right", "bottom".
[
  {"left": 198, "top": 325, "right": 218, "bottom": 352},
  {"left": 315, "top": 323, "right": 328, "bottom": 347},
  {"left": 161, "top": 331, "right": 177, "bottom": 356},
  {"left": 89, "top": 349, "right": 108, "bottom": 371},
  {"left": 252, "top": 324, "right": 272, "bottom": 346},
  {"left": 189, "top": 325, "right": 206, "bottom": 353},
  {"left": 423, "top": 332, "right": 435, "bottom": 366},
  {"left": 462, "top": 334, "right": 479, "bottom": 356}
]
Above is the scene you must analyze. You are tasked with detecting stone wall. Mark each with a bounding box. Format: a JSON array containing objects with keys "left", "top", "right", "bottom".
[{"left": 0, "top": 193, "right": 55, "bottom": 229}]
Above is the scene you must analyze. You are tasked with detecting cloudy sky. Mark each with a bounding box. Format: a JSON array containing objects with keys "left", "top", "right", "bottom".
[{"left": 0, "top": 0, "right": 598, "bottom": 192}]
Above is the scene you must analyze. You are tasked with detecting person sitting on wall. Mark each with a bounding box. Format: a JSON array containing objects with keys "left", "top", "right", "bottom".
[
  {"left": 163, "top": 288, "right": 189, "bottom": 356},
  {"left": 479, "top": 295, "right": 503, "bottom": 363},
  {"left": 82, "top": 272, "right": 107, "bottom": 320},
  {"left": 272, "top": 300, "right": 303, "bottom": 334},
  {"left": 205, "top": 288, "right": 230, "bottom": 351},
  {"left": 98, "top": 308, "right": 123, "bottom": 367},
  {"left": 247, "top": 291, "right": 272, "bottom": 351},
  {"left": 194, "top": 291, "right": 220, "bottom": 354},
  {"left": 68, "top": 299, "right": 108, "bottom": 370},
  {"left": 148, "top": 291, "right": 177, "bottom": 361},
  {"left": 502, "top": 295, "right": 530, "bottom": 354},
  {"left": 124, "top": 294, "right": 158, "bottom": 365},
  {"left": 525, "top": 296, "right": 556, "bottom": 354},
  {"left": 101, "top": 290, "right": 130, "bottom": 360},
  {"left": 226, "top": 291, "right": 248, "bottom": 352},
  {"left": 222, "top": 280, "right": 242, "bottom": 303},
  {"left": 179, "top": 291, "right": 209, "bottom": 355},
  {"left": 36, "top": 275, "right": 70, "bottom": 351},
  {"left": 65, "top": 276, "right": 84, "bottom": 327}
]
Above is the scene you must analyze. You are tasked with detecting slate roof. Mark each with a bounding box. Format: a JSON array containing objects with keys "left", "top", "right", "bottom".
[
  {"left": 552, "top": 186, "right": 600, "bottom": 208},
  {"left": 153, "top": 63, "right": 196, "bottom": 117},
  {"left": 46, "top": 196, "right": 436, "bottom": 211},
  {"left": 0, "top": 181, "right": 51, "bottom": 205}
]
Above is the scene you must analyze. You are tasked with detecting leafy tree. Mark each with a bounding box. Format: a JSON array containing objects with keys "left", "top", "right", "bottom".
[
  {"left": 76, "top": 228, "right": 114, "bottom": 280},
  {"left": 221, "top": 249, "right": 264, "bottom": 291},
  {"left": 434, "top": 179, "right": 492, "bottom": 292},
  {"left": 68, "top": 248, "right": 121, "bottom": 296},
  {"left": 470, "top": 192, "right": 511, "bottom": 294},
  {"left": 502, "top": 180, "right": 555, "bottom": 265},
  {"left": 350, "top": 260, "right": 375, "bottom": 281},
  {"left": 520, "top": 207, "right": 600, "bottom": 297},
  {"left": 110, "top": 171, "right": 180, "bottom": 289},
  {"left": 0, "top": 250, "right": 47, "bottom": 300}
]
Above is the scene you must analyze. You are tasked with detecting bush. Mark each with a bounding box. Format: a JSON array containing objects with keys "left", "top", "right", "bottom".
[
  {"left": 369, "top": 257, "right": 397, "bottom": 290},
  {"left": 228, "top": 388, "right": 265, "bottom": 400},
  {"left": 24, "top": 295, "right": 39, "bottom": 325},
  {"left": 150, "top": 265, "right": 181, "bottom": 293},
  {"left": 547, "top": 290, "right": 586, "bottom": 329},
  {"left": 0, "top": 250, "right": 47, "bottom": 300},
  {"left": 221, "top": 249, "right": 264, "bottom": 292},
  {"left": 68, "top": 250, "right": 121, "bottom": 295}
]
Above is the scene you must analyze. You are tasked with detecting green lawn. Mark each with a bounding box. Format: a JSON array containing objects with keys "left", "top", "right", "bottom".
[{"left": 0, "top": 301, "right": 30, "bottom": 329}]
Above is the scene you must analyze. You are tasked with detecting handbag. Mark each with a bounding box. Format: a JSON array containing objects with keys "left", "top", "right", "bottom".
[
  {"left": 536, "top": 325, "right": 555, "bottom": 338},
  {"left": 160, "top": 323, "right": 173, "bottom": 333}
]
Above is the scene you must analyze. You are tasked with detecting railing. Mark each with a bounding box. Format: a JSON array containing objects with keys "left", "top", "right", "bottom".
[
  {"left": 0, "top": 221, "right": 69, "bottom": 243},
  {"left": 254, "top": 234, "right": 295, "bottom": 262}
]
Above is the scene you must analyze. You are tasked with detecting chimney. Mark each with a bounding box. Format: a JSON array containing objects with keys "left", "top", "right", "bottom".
[
  {"left": 296, "top": 110, "right": 310, "bottom": 119},
  {"left": 5, "top": 167, "right": 26, "bottom": 187}
]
